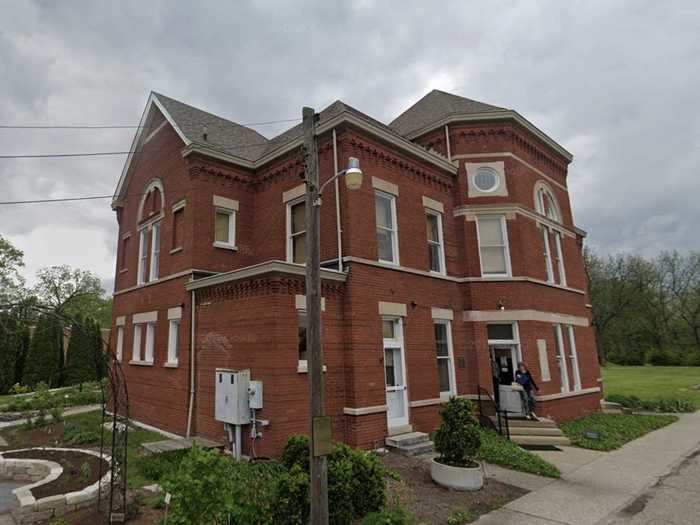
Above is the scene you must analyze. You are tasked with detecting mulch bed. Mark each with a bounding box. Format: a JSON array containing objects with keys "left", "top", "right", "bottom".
[
  {"left": 382, "top": 453, "right": 527, "bottom": 524},
  {"left": 0, "top": 421, "right": 68, "bottom": 449},
  {"left": 3, "top": 449, "right": 108, "bottom": 500}
]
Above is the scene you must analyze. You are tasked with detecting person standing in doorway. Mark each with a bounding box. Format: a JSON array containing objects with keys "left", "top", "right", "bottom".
[{"left": 515, "top": 362, "right": 539, "bottom": 420}]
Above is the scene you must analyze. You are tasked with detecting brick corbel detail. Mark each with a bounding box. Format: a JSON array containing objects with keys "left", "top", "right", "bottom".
[{"left": 197, "top": 275, "right": 344, "bottom": 304}]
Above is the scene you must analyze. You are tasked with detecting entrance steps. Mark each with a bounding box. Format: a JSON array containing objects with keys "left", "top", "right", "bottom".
[
  {"left": 498, "top": 417, "right": 571, "bottom": 447},
  {"left": 385, "top": 431, "right": 434, "bottom": 456}
]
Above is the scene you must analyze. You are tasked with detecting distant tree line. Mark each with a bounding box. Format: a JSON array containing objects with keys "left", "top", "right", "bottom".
[
  {"left": 586, "top": 249, "right": 700, "bottom": 366},
  {"left": 0, "top": 235, "right": 112, "bottom": 393}
]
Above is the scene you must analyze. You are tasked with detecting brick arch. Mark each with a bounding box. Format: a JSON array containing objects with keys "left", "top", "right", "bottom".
[
  {"left": 533, "top": 180, "right": 561, "bottom": 222},
  {"left": 138, "top": 178, "right": 165, "bottom": 222}
]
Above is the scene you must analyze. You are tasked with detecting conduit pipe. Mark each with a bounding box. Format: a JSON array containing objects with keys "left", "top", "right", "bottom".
[
  {"left": 186, "top": 287, "right": 196, "bottom": 437},
  {"left": 332, "top": 128, "right": 343, "bottom": 272}
]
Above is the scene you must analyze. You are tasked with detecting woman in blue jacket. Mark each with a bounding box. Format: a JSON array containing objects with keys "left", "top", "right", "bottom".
[{"left": 515, "top": 362, "right": 539, "bottom": 420}]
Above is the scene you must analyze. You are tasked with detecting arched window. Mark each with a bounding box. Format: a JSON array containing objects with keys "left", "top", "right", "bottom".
[
  {"left": 136, "top": 178, "right": 165, "bottom": 285},
  {"left": 534, "top": 182, "right": 561, "bottom": 222}
]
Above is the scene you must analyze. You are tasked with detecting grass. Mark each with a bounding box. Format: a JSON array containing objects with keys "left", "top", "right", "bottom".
[
  {"left": 0, "top": 382, "right": 103, "bottom": 413},
  {"left": 476, "top": 429, "right": 560, "bottom": 478},
  {"left": 0, "top": 409, "right": 169, "bottom": 489},
  {"left": 560, "top": 413, "right": 678, "bottom": 451},
  {"left": 602, "top": 365, "right": 700, "bottom": 408}
]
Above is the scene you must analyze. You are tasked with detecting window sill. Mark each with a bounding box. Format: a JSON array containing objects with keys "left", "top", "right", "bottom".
[
  {"left": 129, "top": 360, "right": 154, "bottom": 367},
  {"left": 440, "top": 392, "right": 455, "bottom": 401},
  {"left": 164, "top": 361, "right": 179, "bottom": 368},
  {"left": 377, "top": 259, "right": 400, "bottom": 267},
  {"left": 480, "top": 273, "right": 512, "bottom": 279},
  {"left": 170, "top": 247, "right": 183, "bottom": 255},
  {"left": 297, "top": 362, "right": 327, "bottom": 374},
  {"left": 430, "top": 270, "right": 446, "bottom": 277},
  {"left": 119, "top": 268, "right": 128, "bottom": 274},
  {"left": 213, "top": 242, "right": 237, "bottom": 251}
]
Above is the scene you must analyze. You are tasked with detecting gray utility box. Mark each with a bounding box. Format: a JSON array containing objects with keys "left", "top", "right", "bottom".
[{"left": 215, "top": 368, "right": 251, "bottom": 425}]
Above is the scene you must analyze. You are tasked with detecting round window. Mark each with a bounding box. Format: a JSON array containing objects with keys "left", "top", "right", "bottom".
[{"left": 473, "top": 167, "right": 500, "bottom": 192}]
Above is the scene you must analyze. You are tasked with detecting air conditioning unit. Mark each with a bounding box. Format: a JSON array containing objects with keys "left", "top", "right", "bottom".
[{"left": 215, "top": 368, "right": 251, "bottom": 425}]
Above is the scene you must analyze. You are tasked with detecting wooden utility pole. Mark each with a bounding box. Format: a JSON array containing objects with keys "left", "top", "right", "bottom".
[{"left": 302, "top": 106, "right": 329, "bottom": 525}]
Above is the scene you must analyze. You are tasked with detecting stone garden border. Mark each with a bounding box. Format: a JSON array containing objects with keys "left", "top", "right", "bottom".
[{"left": 0, "top": 447, "right": 111, "bottom": 524}]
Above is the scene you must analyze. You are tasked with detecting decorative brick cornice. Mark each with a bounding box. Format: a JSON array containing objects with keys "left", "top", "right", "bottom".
[
  {"left": 197, "top": 274, "right": 344, "bottom": 304},
  {"left": 345, "top": 137, "right": 454, "bottom": 194},
  {"left": 188, "top": 162, "right": 254, "bottom": 189}
]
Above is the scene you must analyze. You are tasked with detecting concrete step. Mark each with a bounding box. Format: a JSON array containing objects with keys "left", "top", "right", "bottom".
[
  {"left": 511, "top": 435, "right": 571, "bottom": 446},
  {"left": 505, "top": 417, "right": 557, "bottom": 428},
  {"left": 389, "top": 440, "right": 435, "bottom": 456},
  {"left": 508, "top": 426, "right": 566, "bottom": 437},
  {"left": 387, "top": 424, "right": 413, "bottom": 436},
  {"left": 385, "top": 431, "right": 430, "bottom": 448}
]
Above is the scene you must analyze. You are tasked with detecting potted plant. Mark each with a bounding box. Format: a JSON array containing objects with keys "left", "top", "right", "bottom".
[{"left": 430, "top": 397, "right": 483, "bottom": 491}]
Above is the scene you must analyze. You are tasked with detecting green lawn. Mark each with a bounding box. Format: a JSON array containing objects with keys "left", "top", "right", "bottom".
[
  {"left": 602, "top": 365, "right": 700, "bottom": 408},
  {"left": 560, "top": 413, "right": 678, "bottom": 451}
]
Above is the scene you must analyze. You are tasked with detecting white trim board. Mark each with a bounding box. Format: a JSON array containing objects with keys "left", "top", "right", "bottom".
[
  {"left": 343, "top": 405, "right": 387, "bottom": 416},
  {"left": 463, "top": 309, "right": 589, "bottom": 327},
  {"left": 535, "top": 387, "right": 600, "bottom": 402}
]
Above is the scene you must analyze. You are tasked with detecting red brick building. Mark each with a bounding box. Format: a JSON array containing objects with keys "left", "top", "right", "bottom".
[{"left": 110, "top": 90, "right": 602, "bottom": 456}]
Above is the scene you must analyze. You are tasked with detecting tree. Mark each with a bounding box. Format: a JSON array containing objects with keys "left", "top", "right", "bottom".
[
  {"left": 0, "top": 235, "right": 26, "bottom": 303},
  {"left": 33, "top": 265, "right": 104, "bottom": 316},
  {"left": 22, "top": 314, "right": 64, "bottom": 387},
  {"left": 64, "top": 316, "right": 102, "bottom": 385}
]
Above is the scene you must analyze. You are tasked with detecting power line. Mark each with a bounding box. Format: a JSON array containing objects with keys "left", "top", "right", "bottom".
[
  {"left": 0, "top": 195, "right": 112, "bottom": 205},
  {"left": 0, "top": 117, "right": 300, "bottom": 130}
]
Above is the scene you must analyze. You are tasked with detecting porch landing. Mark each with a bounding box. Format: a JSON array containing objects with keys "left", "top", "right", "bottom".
[{"left": 141, "top": 436, "right": 224, "bottom": 455}]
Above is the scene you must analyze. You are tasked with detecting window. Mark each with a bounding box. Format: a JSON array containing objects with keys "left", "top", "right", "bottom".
[
  {"left": 487, "top": 323, "right": 515, "bottom": 342},
  {"left": 132, "top": 324, "right": 142, "bottom": 361},
  {"left": 476, "top": 216, "right": 510, "bottom": 276},
  {"left": 297, "top": 312, "right": 307, "bottom": 364},
  {"left": 434, "top": 321, "right": 455, "bottom": 397},
  {"left": 566, "top": 325, "right": 581, "bottom": 391},
  {"left": 375, "top": 191, "right": 399, "bottom": 264},
  {"left": 149, "top": 221, "right": 161, "bottom": 281},
  {"left": 541, "top": 225, "right": 566, "bottom": 286},
  {"left": 119, "top": 236, "right": 130, "bottom": 271},
  {"left": 172, "top": 208, "right": 184, "bottom": 251},
  {"left": 144, "top": 322, "right": 155, "bottom": 363},
  {"left": 287, "top": 199, "right": 306, "bottom": 264},
  {"left": 137, "top": 229, "right": 148, "bottom": 285},
  {"left": 116, "top": 326, "right": 124, "bottom": 361},
  {"left": 426, "top": 211, "right": 445, "bottom": 274},
  {"left": 473, "top": 166, "right": 500, "bottom": 192},
  {"left": 536, "top": 185, "right": 560, "bottom": 221},
  {"left": 553, "top": 231, "right": 567, "bottom": 286},
  {"left": 214, "top": 209, "right": 236, "bottom": 248},
  {"left": 167, "top": 319, "right": 180, "bottom": 365},
  {"left": 553, "top": 324, "right": 570, "bottom": 393}
]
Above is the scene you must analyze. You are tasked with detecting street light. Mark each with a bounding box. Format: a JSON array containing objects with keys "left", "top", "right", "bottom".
[{"left": 302, "top": 107, "right": 363, "bottom": 525}]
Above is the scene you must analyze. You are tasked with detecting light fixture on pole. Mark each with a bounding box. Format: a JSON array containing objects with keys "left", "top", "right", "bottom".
[{"left": 302, "top": 107, "right": 363, "bottom": 525}]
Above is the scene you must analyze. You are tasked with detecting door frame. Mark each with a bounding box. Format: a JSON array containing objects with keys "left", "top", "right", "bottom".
[{"left": 382, "top": 316, "right": 409, "bottom": 429}]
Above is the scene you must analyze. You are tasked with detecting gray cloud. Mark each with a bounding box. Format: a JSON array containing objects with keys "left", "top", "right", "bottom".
[{"left": 1, "top": 0, "right": 699, "bottom": 291}]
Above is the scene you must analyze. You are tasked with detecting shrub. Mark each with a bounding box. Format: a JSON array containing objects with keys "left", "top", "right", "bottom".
[
  {"left": 433, "top": 397, "right": 481, "bottom": 467},
  {"left": 63, "top": 421, "right": 101, "bottom": 445},
  {"left": 281, "top": 434, "right": 310, "bottom": 472},
  {"left": 605, "top": 394, "right": 695, "bottom": 413},
  {"left": 274, "top": 464, "right": 309, "bottom": 525},
  {"left": 476, "top": 429, "right": 560, "bottom": 478},
  {"left": 50, "top": 405, "right": 64, "bottom": 422},
  {"left": 136, "top": 449, "right": 190, "bottom": 483},
  {"left": 9, "top": 383, "right": 30, "bottom": 395}
]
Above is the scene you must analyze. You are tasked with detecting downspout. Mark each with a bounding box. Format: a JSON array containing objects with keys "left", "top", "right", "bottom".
[
  {"left": 444, "top": 124, "right": 452, "bottom": 161},
  {"left": 332, "top": 128, "right": 343, "bottom": 272},
  {"left": 186, "top": 287, "right": 196, "bottom": 437}
]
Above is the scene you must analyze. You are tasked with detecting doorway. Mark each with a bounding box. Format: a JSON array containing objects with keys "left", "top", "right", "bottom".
[{"left": 383, "top": 318, "right": 409, "bottom": 429}]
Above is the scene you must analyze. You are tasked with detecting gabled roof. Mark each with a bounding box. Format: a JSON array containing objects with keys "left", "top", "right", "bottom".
[{"left": 389, "top": 89, "right": 506, "bottom": 137}]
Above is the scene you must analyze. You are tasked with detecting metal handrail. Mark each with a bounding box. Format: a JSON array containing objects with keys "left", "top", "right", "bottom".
[{"left": 476, "top": 386, "right": 511, "bottom": 440}]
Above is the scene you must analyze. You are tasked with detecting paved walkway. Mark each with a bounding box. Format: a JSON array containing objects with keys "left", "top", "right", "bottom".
[
  {"left": 476, "top": 412, "right": 700, "bottom": 525},
  {"left": 0, "top": 404, "right": 101, "bottom": 432}
]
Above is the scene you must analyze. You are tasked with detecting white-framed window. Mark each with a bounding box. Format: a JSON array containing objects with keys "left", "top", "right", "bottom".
[
  {"left": 473, "top": 166, "right": 500, "bottom": 193},
  {"left": 149, "top": 221, "right": 161, "bottom": 281},
  {"left": 132, "top": 324, "right": 142, "bottom": 361},
  {"left": 115, "top": 326, "right": 124, "bottom": 362},
  {"left": 540, "top": 225, "right": 567, "bottom": 286},
  {"left": 426, "top": 210, "right": 445, "bottom": 274},
  {"left": 214, "top": 209, "right": 236, "bottom": 248},
  {"left": 375, "top": 190, "right": 399, "bottom": 264},
  {"left": 553, "top": 324, "right": 570, "bottom": 393},
  {"left": 535, "top": 184, "right": 561, "bottom": 222},
  {"left": 167, "top": 319, "right": 180, "bottom": 365},
  {"left": 144, "top": 322, "right": 156, "bottom": 363},
  {"left": 297, "top": 311, "right": 307, "bottom": 369},
  {"left": 553, "top": 231, "right": 567, "bottom": 286},
  {"left": 476, "top": 215, "right": 511, "bottom": 277},
  {"left": 287, "top": 198, "right": 306, "bottom": 264},
  {"left": 566, "top": 325, "right": 581, "bottom": 391},
  {"left": 137, "top": 229, "right": 148, "bottom": 285},
  {"left": 434, "top": 320, "right": 456, "bottom": 398}
]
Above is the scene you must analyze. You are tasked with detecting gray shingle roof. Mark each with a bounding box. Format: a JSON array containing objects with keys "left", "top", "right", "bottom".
[
  {"left": 154, "top": 92, "right": 270, "bottom": 162},
  {"left": 389, "top": 89, "right": 506, "bottom": 137}
]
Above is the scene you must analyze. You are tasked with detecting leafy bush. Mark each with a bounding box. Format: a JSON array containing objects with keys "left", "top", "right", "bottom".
[
  {"left": 281, "top": 434, "right": 310, "bottom": 472},
  {"left": 433, "top": 398, "right": 481, "bottom": 467},
  {"left": 50, "top": 405, "right": 64, "bottom": 422},
  {"left": 476, "top": 429, "right": 560, "bottom": 478},
  {"left": 9, "top": 383, "right": 30, "bottom": 395},
  {"left": 362, "top": 506, "right": 415, "bottom": 525},
  {"left": 63, "top": 421, "right": 101, "bottom": 445},
  {"left": 136, "top": 449, "right": 190, "bottom": 483},
  {"left": 273, "top": 464, "right": 309, "bottom": 525},
  {"left": 606, "top": 394, "right": 695, "bottom": 413},
  {"left": 647, "top": 348, "right": 681, "bottom": 366}
]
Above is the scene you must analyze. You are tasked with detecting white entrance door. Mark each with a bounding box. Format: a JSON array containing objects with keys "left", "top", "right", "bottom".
[{"left": 383, "top": 318, "right": 409, "bottom": 429}]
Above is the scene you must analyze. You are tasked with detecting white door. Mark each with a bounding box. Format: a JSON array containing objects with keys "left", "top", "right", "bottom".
[{"left": 383, "top": 318, "right": 409, "bottom": 429}]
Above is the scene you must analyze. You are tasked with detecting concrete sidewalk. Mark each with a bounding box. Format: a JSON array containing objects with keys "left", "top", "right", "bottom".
[
  {"left": 0, "top": 404, "right": 101, "bottom": 432},
  {"left": 476, "top": 412, "right": 700, "bottom": 525}
]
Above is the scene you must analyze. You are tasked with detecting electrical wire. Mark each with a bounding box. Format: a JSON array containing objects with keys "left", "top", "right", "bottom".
[{"left": 0, "top": 117, "right": 300, "bottom": 130}]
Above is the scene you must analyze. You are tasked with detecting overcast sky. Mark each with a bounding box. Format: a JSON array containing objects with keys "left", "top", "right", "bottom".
[{"left": 1, "top": 0, "right": 699, "bottom": 295}]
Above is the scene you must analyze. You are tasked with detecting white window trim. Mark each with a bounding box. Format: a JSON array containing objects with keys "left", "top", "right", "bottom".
[
  {"left": 166, "top": 319, "right": 180, "bottom": 367},
  {"left": 144, "top": 322, "right": 156, "bottom": 363},
  {"left": 115, "top": 326, "right": 124, "bottom": 362},
  {"left": 487, "top": 322, "right": 522, "bottom": 360},
  {"left": 541, "top": 224, "right": 555, "bottom": 284},
  {"left": 382, "top": 316, "right": 410, "bottom": 428},
  {"left": 131, "top": 323, "right": 142, "bottom": 362},
  {"left": 286, "top": 197, "right": 306, "bottom": 264},
  {"left": 554, "top": 231, "right": 567, "bottom": 287},
  {"left": 149, "top": 221, "right": 161, "bottom": 282},
  {"left": 213, "top": 207, "right": 237, "bottom": 250},
  {"left": 554, "top": 324, "right": 570, "bottom": 393},
  {"left": 434, "top": 319, "right": 457, "bottom": 400},
  {"left": 476, "top": 215, "right": 512, "bottom": 278},
  {"left": 375, "top": 190, "right": 400, "bottom": 265},
  {"left": 567, "top": 325, "right": 582, "bottom": 391},
  {"left": 426, "top": 209, "right": 446, "bottom": 275},
  {"left": 137, "top": 229, "right": 148, "bottom": 285}
]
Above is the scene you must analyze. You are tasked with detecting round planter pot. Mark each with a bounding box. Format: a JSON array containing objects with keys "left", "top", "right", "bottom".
[{"left": 430, "top": 458, "right": 483, "bottom": 491}]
